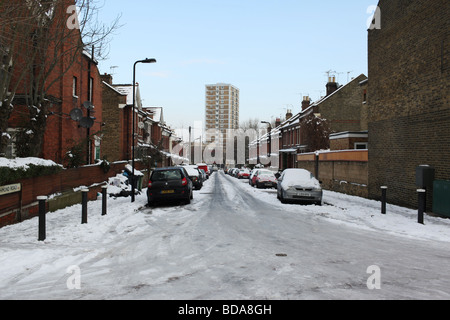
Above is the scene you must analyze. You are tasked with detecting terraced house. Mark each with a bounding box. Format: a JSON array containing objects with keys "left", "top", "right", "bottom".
[{"left": 1, "top": 0, "right": 103, "bottom": 166}]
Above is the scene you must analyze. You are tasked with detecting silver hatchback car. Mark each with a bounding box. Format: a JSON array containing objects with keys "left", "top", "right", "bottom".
[{"left": 277, "top": 169, "right": 323, "bottom": 205}]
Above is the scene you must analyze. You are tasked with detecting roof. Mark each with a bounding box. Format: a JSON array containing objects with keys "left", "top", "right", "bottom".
[
  {"left": 111, "top": 84, "right": 142, "bottom": 107},
  {"left": 102, "top": 81, "right": 126, "bottom": 96},
  {"left": 143, "top": 106, "right": 163, "bottom": 123},
  {"left": 302, "top": 74, "right": 367, "bottom": 114},
  {"left": 82, "top": 50, "right": 99, "bottom": 65},
  {"left": 250, "top": 74, "right": 367, "bottom": 145}
]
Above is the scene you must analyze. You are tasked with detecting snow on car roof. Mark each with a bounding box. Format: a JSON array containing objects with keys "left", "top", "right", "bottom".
[
  {"left": 281, "top": 169, "right": 320, "bottom": 188},
  {"left": 184, "top": 166, "right": 200, "bottom": 176}
]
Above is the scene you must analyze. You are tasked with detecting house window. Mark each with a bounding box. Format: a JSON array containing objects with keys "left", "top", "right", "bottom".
[
  {"left": 88, "top": 77, "right": 94, "bottom": 102},
  {"left": 363, "top": 89, "right": 367, "bottom": 103},
  {"left": 94, "top": 138, "right": 101, "bottom": 160},
  {"left": 355, "top": 142, "right": 368, "bottom": 150},
  {"left": 73, "top": 77, "right": 78, "bottom": 97}
]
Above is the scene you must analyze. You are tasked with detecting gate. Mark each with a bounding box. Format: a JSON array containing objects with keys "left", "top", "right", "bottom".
[{"left": 433, "top": 180, "right": 450, "bottom": 218}]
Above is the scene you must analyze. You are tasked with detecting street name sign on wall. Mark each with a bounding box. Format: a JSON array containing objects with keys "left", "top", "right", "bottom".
[{"left": 0, "top": 183, "right": 21, "bottom": 196}]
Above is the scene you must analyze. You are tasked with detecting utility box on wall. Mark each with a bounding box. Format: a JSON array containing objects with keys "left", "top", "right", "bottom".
[
  {"left": 416, "top": 165, "right": 435, "bottom": 188},
  {"left": 433, "top": 180, "right": 450, "bottom": 218}
]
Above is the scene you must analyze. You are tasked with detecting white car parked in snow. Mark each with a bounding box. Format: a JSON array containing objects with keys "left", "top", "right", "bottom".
[{"left": 277, "top": 169, "right": 323, "bottom": 205}]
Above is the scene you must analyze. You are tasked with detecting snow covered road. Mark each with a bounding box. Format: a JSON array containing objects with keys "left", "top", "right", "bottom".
[{"left": 1, "top": 170, "right": 450, "bottom": 300}]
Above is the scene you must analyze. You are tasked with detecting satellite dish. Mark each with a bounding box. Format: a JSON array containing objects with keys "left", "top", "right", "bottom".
[
  {"left": 69, "top": 108, "right": 83, "bottom": 121},
  {"left": 80, "top": 117, "right": 94, "bottom": 129},
  {"left": 83, "top": 101, "right": 94, "bottom": 110}
]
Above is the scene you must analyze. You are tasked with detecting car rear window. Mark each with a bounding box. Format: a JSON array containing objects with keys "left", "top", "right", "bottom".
[
  {"left": 259, "top": 172, "right": 274, "bottom": 177},
  {"left": 152, "top": 170, "right": 182, "bottom": 181}
]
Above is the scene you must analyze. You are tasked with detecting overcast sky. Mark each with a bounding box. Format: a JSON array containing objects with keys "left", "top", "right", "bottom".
[{"left": 97, "top": 0, "right": 377, "bottom": 130}]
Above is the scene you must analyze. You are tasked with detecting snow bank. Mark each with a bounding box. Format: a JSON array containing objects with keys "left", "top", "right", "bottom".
[
  {"left": 107, "top": 173, "right": 132, "bottom": 195},
  {"left": 0, "top": 157, "right": 62, "bottom": 169},
  {"left": 124, "top": 164, "right": 143, "bottom": 176}
]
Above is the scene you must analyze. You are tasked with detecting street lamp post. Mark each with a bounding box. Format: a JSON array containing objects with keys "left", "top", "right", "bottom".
[{"left": 132, "top": 58, "right": 157, "bottom": 202}]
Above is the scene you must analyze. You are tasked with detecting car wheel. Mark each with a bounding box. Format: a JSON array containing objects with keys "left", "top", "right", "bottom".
[
  {"left": 185, "top": 194, "right": 191, "bottom": 204},
  {"left": 280, "top": 191, "right": 286, "bottom": 204}
]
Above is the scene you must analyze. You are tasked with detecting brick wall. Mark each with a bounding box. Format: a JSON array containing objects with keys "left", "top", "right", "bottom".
[
  {"left": 330, "top": 137, "right": 368, "bottom": 151},
  {"left": 368, "top": 0, "right": 449, "bottom": 210},
  {"left": 369, "top": 109, "right": 450, "bottom": 209},
  {"left": 0, "top": 161, "right": 148, "bottom": 228},
  {"left": 297, "top": 150, "right": 369, "bottom": 198},
  {"left": 101, "top": 81, "right": 127, "bottom": 162}
]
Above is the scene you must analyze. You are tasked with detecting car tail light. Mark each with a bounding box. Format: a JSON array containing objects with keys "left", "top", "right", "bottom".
[
  {"left": 148, "top": 181, "right": 152, "bottom": 189},
  {"left": 182, "top": 177, "right": 188, "bottom": 186}
]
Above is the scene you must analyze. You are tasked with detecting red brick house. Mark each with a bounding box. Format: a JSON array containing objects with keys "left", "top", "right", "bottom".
[
  {"left": 141, "top": 106, "right": 174, "bottom": 167},
  {"left": 5, "top": 0, "right": 103, "bottom": 166}
]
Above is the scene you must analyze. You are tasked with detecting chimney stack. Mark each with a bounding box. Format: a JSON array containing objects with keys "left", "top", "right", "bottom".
[
  {"left": 275, "top": 118, "right": 281, "bottom": 127},
  {"left": 286, "top": 109, "right": 293, "bottom": 120},
  {"left": 101, "top": 73, "right": 113, "bottom": 85},
  {"left": 302, "top": 96, "right": 311, "bottom": 111},
  {"left": 326, "top": 76, "right": 338, "bottom": 96}
]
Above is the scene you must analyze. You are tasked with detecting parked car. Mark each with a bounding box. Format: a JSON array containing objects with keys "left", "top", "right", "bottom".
[
  {"left": 237, "top": 168, "right": 250, "bottom": 179},
  {"left": 147, "top": 167, "right": 193, "bottom": 206},
  {"left": 249, "top": 169, "right": 270, "bottom": 186},
  {"left": 184, "top": 165, "right": 203, "bottom": 190},
  {"left": 196, "top": 163, "right": 209, "bottom": 178},
  {"left": 253, "top": 170, "right": 277, "bottom": 189},
  {"left": 198, "top": 169, "right": 207, "bottom": 182},
  {"left": 277, "top": 169, "right": 323, "bottom": 205}
]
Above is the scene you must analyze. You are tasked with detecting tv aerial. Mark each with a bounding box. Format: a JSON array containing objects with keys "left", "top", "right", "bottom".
[
  {"left": 79, "top": 117, "right": 94, "bottom": 129},
  {"left": 69, "top": 108, "right": 83, "bottom": 121},
  {"left": 83, "top": 101, "right": 95, "bottom": 111}
]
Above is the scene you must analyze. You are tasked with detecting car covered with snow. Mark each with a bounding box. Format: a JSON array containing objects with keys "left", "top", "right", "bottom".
[
  {"left": 196, "top": 163, "right": 210, "bottom": 178},
  {"left": 253, "top": 170, "right": 277, "bottom": 189},
  {"left": 249, "top": 169, "right": 271, "bottom": 186},
  {"left": 184, "top": 165, "right": 203, "bottom": 190},
  {"left": 277, "top": 169, "right": 323, "bottom": 205},
  {"left": 237, "top": 168, "right": 250, "bottom": 179}
]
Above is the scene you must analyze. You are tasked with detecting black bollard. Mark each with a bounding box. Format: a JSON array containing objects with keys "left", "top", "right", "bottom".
[
  {"left": 102, "top": 186, "right": 107, "bottom": 216},
  {"left": 418, "top": 189, "right": 426, "bottom": 225},
  {"left": 82, "top": 189, "right": 89, "bottom": 224},
  {"left": 381, "top": 186, "right": 387, "bottom": 214},
  {"left": 37, "top": 196, "right": 47, "bottom": 241}
]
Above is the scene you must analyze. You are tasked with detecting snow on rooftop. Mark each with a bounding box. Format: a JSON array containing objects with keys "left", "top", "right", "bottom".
[{"left": 143, "top": 106, "right": 163, "bottom": 123}]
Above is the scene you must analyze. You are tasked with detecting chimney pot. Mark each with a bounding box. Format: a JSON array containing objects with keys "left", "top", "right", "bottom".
[{"left": 326, "top": 77, "right": 338, "bottom": 96}]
